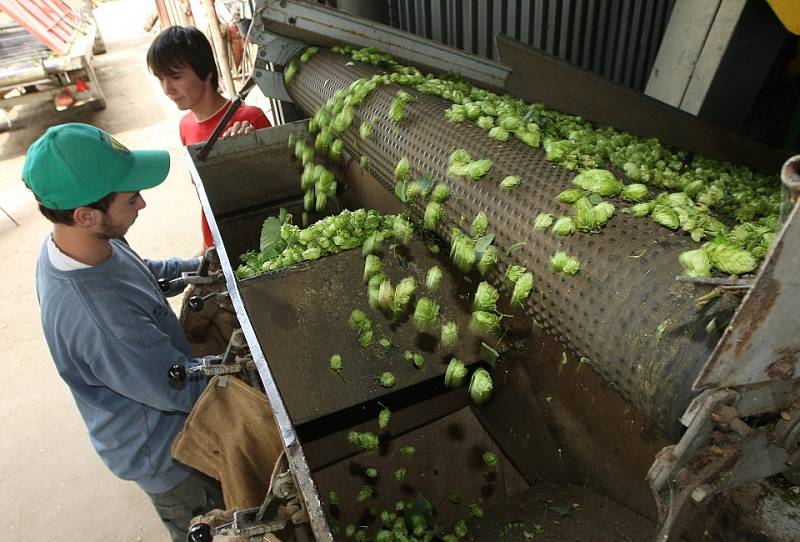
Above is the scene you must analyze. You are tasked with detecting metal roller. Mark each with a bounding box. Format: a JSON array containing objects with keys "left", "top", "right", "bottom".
[{"left": 287, "top": 49, "right": 738, "bottom": 439}]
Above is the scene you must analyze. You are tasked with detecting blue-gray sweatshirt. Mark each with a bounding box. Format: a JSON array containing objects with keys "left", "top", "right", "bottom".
[{"left": 36, "top": 237, "right": 206, "bottom": 493}]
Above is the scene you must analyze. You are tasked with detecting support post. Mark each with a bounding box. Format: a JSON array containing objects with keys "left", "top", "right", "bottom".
[{"left": 200, "top": 0, "right": 236, "bottom": 98}]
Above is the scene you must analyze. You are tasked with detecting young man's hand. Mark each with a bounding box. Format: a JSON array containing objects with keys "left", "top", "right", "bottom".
[{"left": 221, "top": 120, "right": 255, "bottom": 139}]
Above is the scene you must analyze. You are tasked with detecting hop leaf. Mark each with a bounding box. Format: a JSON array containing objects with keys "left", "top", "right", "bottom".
[
  {"left": 620, "top": 183, "right": 649, "bottom": 202},
  {"left": 392, "top": 276, "right": 417, "bottom": 314},
  {"left": 505, "top": 264, "right": 527, "bottom": 285},
  {"left": 444, "top": 358, "right": 468, "bottom": 388},
  {"left": 329, "top": 353, "right": 343, "bottom": 373},
  {"left": 557, "top": 188, "right": 585, "bottom": 203},
  {"left": 378, "top": 371, "right": 397, "bottom": 388},
  {"left": 488, "top": 126, "right": 509, "bottom": 141},
  {"left": 630, "top": 201, "right": 654, "bottom": 217},
  {"left": 679, "top": 249, "right": 712, "bottom": 278},
  {"left": 464, "top": 159, "right": 493, "bottom": 180},
  {"left": 477, "top": 244, "right": 499, "bottom": 275},
  {"left": 476, "top": 116, "right": 494, "bottom": 130},
  {"left": 550, "top": 251, "right": 580, "bottom": 276},
  {"left": 363, "top": 254, "right": 381, "bottom": 283},
  {"left": 378, "top": 278, "right": 395, "bottom": 312},
  {"left": 413, "top": 297, "right": 440, "bottom": 330},
  {"left": 426, "top": 266, "right": 443, "bottom": 291},
  {"left": 441, "top": 321, "right": 459, "bottom": 349},
  {"left": 450, "top": 229, "right": 477, "bottom": 273},
  {"left": 378, "top": 407, "right": 391, "bottom": 429},
  {"left": 551, "top": 216, "right": 576, "bottom": 236},
  {"left": 357, "top": 486, "right": 374, "bottom": 502},
  {"left": 469, "top": 368, "right": 493, "bottom": 405},
  {"left": 470, "top": 311, "right": 502, "bottom": 336},
  {"left": 511, "top": 272, "right": 534, "bottom": 306},
  {"left": 348, "top": 431, "right": 379, "bottom": 450},
  {"left": 432, "top": 183, "right": 450, "bottom": 203},
  {"left": 473, "top": 281, "right": 499, "bottom": 312},
  {"left": 449, "top": 148, "right": 471, "bottom": 166},
  {"left": 534, "top": 213, "right": 553, "bottom": 230},
  {"left": 392, "top": 216, "right": 413, "bottom": 244},
  {"left": 703, "top": 242, "right": 757, "bottom": 275},
  {"left": 652, "top": 204, "right": 680, "bottom": 229},
  {"left": 571, "top": 169, "right": 623, "bottom": 196},
  {"left": 395, "top": 157, "right": 411, "bottom": 181},
  {"left": 471, "top": 211, "right": 488, "bottom": 237},
  {"left": 284, "top": 60, "right": 298, "bottom": 83},
  {"left": 424, "top": 201, "right": 444, "bottom": 230},
  {"left": 500, "top": 176, "right": 521, "bottom": 189}
]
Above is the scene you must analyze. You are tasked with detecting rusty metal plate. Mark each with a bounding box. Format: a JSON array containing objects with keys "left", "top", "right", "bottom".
[
  {"left": 697, "top": 199, "right": 800, "bottom": 389},
  {"left": 287, "top": 50, "right": 741, "bottom": 439},
  {"left": 238, "top": 238, "right": 484, "bottom": 436}
]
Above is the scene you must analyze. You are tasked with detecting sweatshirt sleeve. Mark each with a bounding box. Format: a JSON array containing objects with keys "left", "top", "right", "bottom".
[
  {"left": 144, "top": 257, "right": 201, "bottom": 282},
  {"left": 87, "top": 314, "right": 207, "bottom": 413}
]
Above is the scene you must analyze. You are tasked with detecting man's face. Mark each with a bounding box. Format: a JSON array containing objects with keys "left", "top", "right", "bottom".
[
  {"left": 96, "top": 191, "right": 146, "bottom": 240},
  {"left": 156, "top": 65, "right": 212, "bottom": 111}
]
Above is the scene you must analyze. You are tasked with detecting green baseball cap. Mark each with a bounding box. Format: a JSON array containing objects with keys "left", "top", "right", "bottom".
[{"left": 22, "top": 123, "right": 170, "bottom": 210}]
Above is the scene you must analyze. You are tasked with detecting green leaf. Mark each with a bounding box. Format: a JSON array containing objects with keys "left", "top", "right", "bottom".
[
  {"left": 259, "top": 217, "right": 282, "bottom": 258},
  {"left": 417, "top": 172, "right": 435, "bottom": 194},
  {"left": 394, "top": 180, "right": 409, "bottom": 203},
  {"left": 547, "top": 503, "right": 579, "bottom": 517},
  {"left": 480, "top": 342, "right": 499, "bottom": 367},
  {"left": 506, "top": 241, "right": 526, "bottom": 256},
  {"left": 474, "top": 233, "right": 495, "bottom": 256}
]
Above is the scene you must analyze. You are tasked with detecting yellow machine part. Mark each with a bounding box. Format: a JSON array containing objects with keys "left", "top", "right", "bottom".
[{"left": 768, "top": 0, "right": 800, "bottom": 35}]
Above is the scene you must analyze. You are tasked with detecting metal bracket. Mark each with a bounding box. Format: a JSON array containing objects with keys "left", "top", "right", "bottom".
[
  {"left": 647, "top": 384, "right": 800, "bottom": 541},
  {"left": 249, "top": 25, "right": 305, "bottom": 102},
  {"left": 189, "top": 452, "right": 308, "bottom": 541}
]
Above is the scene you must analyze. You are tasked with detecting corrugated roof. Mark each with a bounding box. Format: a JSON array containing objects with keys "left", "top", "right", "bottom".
[{"left": 0, "top": 0, "right": 84, "bottom": 55}]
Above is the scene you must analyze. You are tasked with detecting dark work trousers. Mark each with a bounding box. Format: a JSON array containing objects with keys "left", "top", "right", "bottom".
[{"left": 146, "top": 469, "right": 224, "bottom": 542}]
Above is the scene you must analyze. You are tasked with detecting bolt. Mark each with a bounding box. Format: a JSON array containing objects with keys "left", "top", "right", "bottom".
[
  {"left": 691, "top": 484, "right": 714, "bottom": 503},
  {"left": 767, "top": 359, "right": 795, "bottom": 380}
]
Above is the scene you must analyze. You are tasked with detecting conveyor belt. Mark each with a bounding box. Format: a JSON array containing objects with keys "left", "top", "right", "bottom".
[{"left": 287, "top": 50, "right": 739, "bottom": 439}]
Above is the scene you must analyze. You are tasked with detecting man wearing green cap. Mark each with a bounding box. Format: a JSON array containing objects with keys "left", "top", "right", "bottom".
[{"left": 24, "top": 123, "right": 223, "bottom": 540}]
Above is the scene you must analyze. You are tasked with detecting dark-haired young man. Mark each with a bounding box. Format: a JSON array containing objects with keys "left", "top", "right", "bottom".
[
  {"left": 25, "top": 123, "right": 222, "bottom": 541},
  {"left": 147, "top": 25, "right": 271, "bottom": 248}
]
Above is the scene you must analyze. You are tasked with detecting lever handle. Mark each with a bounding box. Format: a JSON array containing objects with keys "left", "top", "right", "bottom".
[
  {"left": 188, "top": 523, "right": 214, "bottom": 542},
  {"left": 168, "top": 364, "right": 186, "bottom": 388},
  {"left": 157, "top": 278, "right": 170, "bottom": 293},
  {"left": 188, "top": 296, "right": 205, "bottom": 312}
]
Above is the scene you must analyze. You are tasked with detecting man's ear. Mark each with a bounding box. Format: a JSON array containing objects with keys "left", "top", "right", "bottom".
[{"left": 73, "top": 207, "right": 100, "bottom": 228}]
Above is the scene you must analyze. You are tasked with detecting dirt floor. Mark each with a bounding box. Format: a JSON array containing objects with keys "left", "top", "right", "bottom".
[{"left": 0, "top": 2, "right": 233, "bottom": 540}]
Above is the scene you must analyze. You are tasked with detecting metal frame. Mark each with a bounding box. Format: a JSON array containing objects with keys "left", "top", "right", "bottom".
[
  {"left": 184, "top": 123, "right": 333, "bottom": 541},
  {"left": 251, "top": 0, "right": 511, "bottom": 91}
]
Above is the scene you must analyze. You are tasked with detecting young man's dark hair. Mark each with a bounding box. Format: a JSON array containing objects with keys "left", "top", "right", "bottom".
[
  {"left": 146, "top": 25, "right": 219, "bottom": 90},
  {"left": 147, "top": 25, "right": 271, "bottom": 250},
  {"left": 37, "top": 192, "right": 116, "bottom": 225}
]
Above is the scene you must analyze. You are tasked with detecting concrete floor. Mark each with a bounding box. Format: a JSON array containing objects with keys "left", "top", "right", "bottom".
[{"left": 0, "top": 2, "right": 230, "bottom": 540}]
